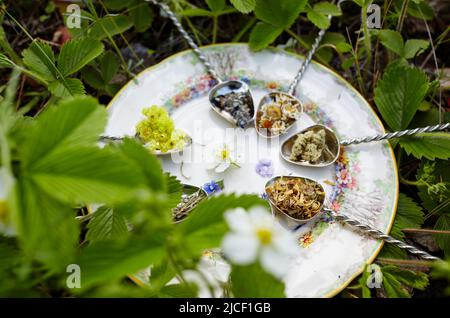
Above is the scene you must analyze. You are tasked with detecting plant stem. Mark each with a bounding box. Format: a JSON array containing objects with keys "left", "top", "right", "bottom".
[
  {"left": 212, "top": 15, "right": 218, "bottom": 44},
  {"left": 232, "top": 17, "right": 257, "bottom": 42},
  {"left": 402, "top": 228, "right": 450, "bottom": 235}
]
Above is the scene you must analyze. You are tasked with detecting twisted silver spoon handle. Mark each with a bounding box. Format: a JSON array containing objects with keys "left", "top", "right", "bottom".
[
  {"left": 147, "top": 0, "right": 222, "bottom": 82},
  {"left": 324, "top": 209, "right": 440, "bottom": 261},
  {"left": 340, "top": 123, "right": 450, "bottom": 146}
]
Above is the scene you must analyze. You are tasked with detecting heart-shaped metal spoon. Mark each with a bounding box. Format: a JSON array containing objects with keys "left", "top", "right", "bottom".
[
  {"left": 281, "top": 123, "right": 450, "bottom": 167},
  {"left": 148, "top": 0, "right": 254, "bottom": 128},
  {"left": 255, "top": 19, "right": 331, "bottom": 138},
  {"left": 265, "top": 176, "right": 440, "bottom": 261},
  {"left": 99, "top": 132, "right": 193, "bottom": 156}
]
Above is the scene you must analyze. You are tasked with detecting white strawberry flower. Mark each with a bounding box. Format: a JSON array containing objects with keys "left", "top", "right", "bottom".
[
  {"left": 221, "top": 206, "right": 298, "bottom": 279},
  {"left": 207, "top": 144, "right": 240, "bottom": 173}
]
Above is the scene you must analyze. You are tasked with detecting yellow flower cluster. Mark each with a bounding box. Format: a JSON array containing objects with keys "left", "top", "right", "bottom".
[{"left": 136, "top": 105, "right": 186, "bottom": 153}]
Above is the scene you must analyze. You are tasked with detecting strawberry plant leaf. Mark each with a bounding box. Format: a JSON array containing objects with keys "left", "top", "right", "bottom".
[
  {"left": 129, "top": 2, "right": 154, "bottom": 32},
  {"left": 22, "top": 40, "right": 57, "bottom": 82},
  {"left": 374, "top": 64, "right": 429, "bottom": 131},
  {"left": 379, "top": 29, "right": 404, "bottom": 56},
  {"left": 434, "top": 214, "right": 450, "bottom": 257},
  {"left": 57, "top": 38, "right": 104, "bottom": 76},
  {"left": 254, "top": 0, "right": 307, "bottom": 29},
  {"left": 231, "top": 262, "right": 284, "bottom": 297},
  {"left": 399, "top": 132, "right": 450, "bottom": 160},
  {"left": 230, "top": 0, "right": 256, "bottom": 13},
  {"left": 48, "top": 78, "right": 86, "bottom": 97},
  {"left": 86, "top": 206, "right": 129, "bottom": 242},
  {"left": 89, "top": 15, "right": 133, "bottom": 40},
  {"left": 249, "top": 22, "right": 283, "bottom": 51},
  {"left": 403, "top": 39, "right": 429, "bottom": 59}
]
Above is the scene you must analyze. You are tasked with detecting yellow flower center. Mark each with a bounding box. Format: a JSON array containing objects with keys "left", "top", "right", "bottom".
[
  {"left": 220, "top": 148, "right": 230, "bottom": 160},
  {"left": 256, "top": 228, "right": 272, "bottom": 245}
]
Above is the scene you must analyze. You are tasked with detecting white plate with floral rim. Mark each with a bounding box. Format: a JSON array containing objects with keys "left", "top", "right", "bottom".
[{"left": 104, "top": 43, "right": 398, "bottom": 298}]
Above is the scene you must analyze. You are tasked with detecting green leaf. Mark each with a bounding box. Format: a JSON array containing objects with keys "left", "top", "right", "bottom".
[
  {"left": 116, "top": 138, "right": 166, "bottom": 191},
  {"left": 249, "top": 22, "right": 283, "bottom": 51},
  {"left": 22, "top": 40, "right": 57, "bottom": 82},
  {"left": 14, "top": 179, "right": 78, "bottom": 273},
  {"left": 379, "top": 29, "right": 404, "bottom": 56},
  {"left": 403, "top": 39, "right": 429, "bottom": 59},
  {"left": 48, "top": 78, "right": 86, "bottom": 98},
  {"left": 382, "top": 265, "right": 428, "bottom": 290},
  {"left": 103, "top": 0, "right": 128, "bottom": 10},
  {"left": 381, "top": 271, "right": 411, "bottom": 298},
  {"left": 180, "top": 8, "right": 214, "bottom": 17},
  {"left": 380, "top": 193, "right": 424, "bottom": 259},
  {"left": 81, "top": 67, "right": 105, "bottom": 91},
  {"left": 130, "top": 2, "right": 154, "bottom": 32},
  {"left": 76, "top": 233, "right": 166, "bottom": 289},
  {"left": 22, "top": 96, "right": 106, "bottom": 167},
  {"left": 177, "top": 194, "right": 267, "bottom": 255},
  {"left": 27, "top": 146, "right": 147, "bottom": 205},
  {"left": 158, "top": 283, "right": 198, "bottom": 298},
  {"left": 57, "top": 38, "right": 104, "bottom": 76},
  {"left": 100, "top": 51, "right": 120, "bottom": 83},
  {"left": 399, "top": 132, "right": 450, "bottom": 160},
  {"left": 231, "top": 262, "right": 284, "bottom": 297},
  {"left": 434, "top": 214, "right": 450, "bottom": 257},
  {"left": 230, "top": 0, "right": 256, "bottom": 13},
  {"left": 358, "top": 265, "right": 372, "bottom": 298},
  {"left": 307, "top": 8, "right": 330, "bottom": 30},
  {"left": 165, "top": 173, "right": 183, "bottom": 210},
  {"left": 89, "top": 15, "right": 133, "bottom": 40},
  {"left": 86, "top": 207, "right": 128, "bottom": 242},
  {"left": 206, "top": 0, "right": 226, "bottom": 12},
  {"left": 254, "top": 0, "right": 307, "bottom": 28},
  {"left": 314, "top": 2, "right": 342, "bottom": 16},
  {"left": 374, "top": 65, "right": 429, "bottom": 130}
]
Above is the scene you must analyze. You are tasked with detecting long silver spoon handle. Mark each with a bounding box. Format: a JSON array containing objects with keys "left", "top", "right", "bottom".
[
  {"left": 325, "top": 209, "right": 440, "bottom": 261},
  {"left": 340, "top": 123, "right": 450, "bottom": 146},
  {"left": 147, "top": 0, "right": 222, "bottom": 82},
  {"left": 287, "top": 27, "right": 327, "bottom": 96}
]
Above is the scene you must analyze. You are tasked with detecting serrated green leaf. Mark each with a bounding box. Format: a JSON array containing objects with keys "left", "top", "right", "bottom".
[
  {"left": 103, "top": 0, "right": 128, "bottom": 10},
  {"left": 381, "top": 271, "right": 411, "bottom": 298},
  {"left": 76, "top": 233, "right": 167, "bottom": 289},
  {"left": 314, "top": 2, "right": 342, "bottom": 16},
  {"left": 130, "top": 2, "right": 154, "bottom": 32},
  {"left": 231, "top": 262, "right": 284, "bottom": 297},
  {"left": 89, "top": 15, "right": 133, "bottom": 40},
  {"left": 206, "top": 0, "right": 226, "bottom": 12},
  {"left": 399, "top": 132, "right": 450, "bottom": 160},
  {"left": 254, "top": 0, "right": 307, "bottom": 28},
  {"left": 249, "top": 22, "right": 283, "bottom": 51},
  {"left": 230, "top": 0, "right": 255, "bottom": 13},
  {"left": 22, "top": 96, "right": 107, "bottom": 167},
  {"left": 165, "top": 173, "right": 183, "bottom": 209},
  {"left": 158, "top": 283, "right": 198, "bottom": 298},
  {"left": 48, "top": 78, "right": 86, "bottom": 97},
  {"left": 382, "top": 265, "right": 428, "bottom": 290},
  {"left": 307, "top": 8, "right": 330, "bottom": 30},
  {"left": 22, "top": 40, "right": 57, "bottom": 82},
  {"left": 379, "top": 29, "right": 404, "bottom": 56},
  {"left": 374, "top": 65, "right": 429, "bottom": 130},
  {"left": 86, "top": 207, "right": 128, "bottom": 242},
  {"left": 28, "top": 146, "right": 146, "bottom": 205},
  {"left": 380, "top": 193, "right": 424, "bottom": 259},
  {"left": 177, "top": 194, "right": 267, "bottom": 255},
  {"left": 180, "top": 8, "right": 214, "bottom": 17},
  {"left": 14, "top": 179, "right": 78, "bottom": 273},
  {"left": 434, "top": 214, "right": 450, "bottom": 257},
  {"left": 117, "top": 138, "right": 166, "bottom": 191},
  {"left": 100, "top": 51, "right": 120, "bottom": 83},
  {"left": 403, "top": 39, "right": 429, "bottom": 59},
  {"left": 81, "top": 67, "right": 105, "bottom": 90},
  {"left": 57, "top": 38, "right": 104, "bottom": 76}
]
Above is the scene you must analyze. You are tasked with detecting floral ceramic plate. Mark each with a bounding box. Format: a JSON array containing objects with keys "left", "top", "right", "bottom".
[{"left": 105, "top": 43, "right": 398, "bottom": 298}]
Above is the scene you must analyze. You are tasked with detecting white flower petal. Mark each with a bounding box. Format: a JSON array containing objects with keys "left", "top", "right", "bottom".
[
  {"left": 215, "top": 161, "right": 230, "bottom": 173},
  {"left": 272, "top": 223, "right": 299, "bottom": 255},
  {"left": 260, "top": 246, "right": 291, "bottom": 279},
  {"left": 224, "top": 208, "right": 253, "bottom": 234},
  {"left": 249, "top": 206, "right": 275, "bottom": 229},
  {"left": 222, "top": 232, "right": 259, "bottom": 265}
]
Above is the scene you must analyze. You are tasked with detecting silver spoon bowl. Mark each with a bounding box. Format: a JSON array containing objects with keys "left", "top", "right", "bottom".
[
  {"left": 281, "top": 123, "right": 450, "bottom": 168},
  {"left": 264, "top": 175, "right": 440, "bottom": 260},
  {"left": 209, "top": 80, "right": 255, "bottom": 128}
]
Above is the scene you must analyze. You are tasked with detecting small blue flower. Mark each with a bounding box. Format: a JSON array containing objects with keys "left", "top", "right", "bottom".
[
  {"left": 260, "top": 192, "right": 269, "bottom": 200},
  {"left": 255, "top": 159, "right": 274, "bottom": 178},
  {"left": 241, "top": 76, "right": 251, "bottom": 85},
  {"left": 203, "top": 180, "right": 222, "bottom": 195}
]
